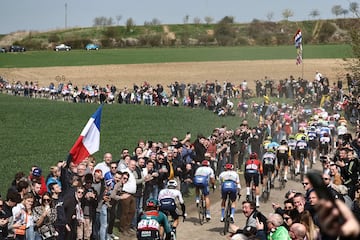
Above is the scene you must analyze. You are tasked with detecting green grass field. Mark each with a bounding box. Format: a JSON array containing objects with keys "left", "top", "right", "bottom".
[
  {"left": 0, "top": 44, "right": 352, "bottom": 68},
  {"left": 0, "top": 94, "right": 245, "bottom": 194}
]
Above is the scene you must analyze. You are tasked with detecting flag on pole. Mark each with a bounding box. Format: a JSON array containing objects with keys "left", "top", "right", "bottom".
[
  {"left": 69, "top": 105, "right": 103, "bottom": 165},
  {"left": 294, "top": 29, "right": 303, "bottom": 65}
]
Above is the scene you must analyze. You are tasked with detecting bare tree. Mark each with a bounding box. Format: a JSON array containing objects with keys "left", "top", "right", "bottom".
[
  {"left": 309, "top": 9, "right": 320, "bottom": 19},
  {"left": 93, "top": 17, "right": 113, "bottom": 27},
  {"left": 204, "top": 16, "right": 214, "bottom": 25},
  {"left": 193, "top": 17, "right": 202, "bottom": 25},
  {"left": 266, "top": 12, "right": 274, "bottom": 22},
  {"left": 282, "top": 8, "right": 294, "bottom": 20},
  {"left": 349, "top": 2, "right": 359, "bottom": 17},
  {"left": 126, "top": 18, "right": 135, "bottom": 32},
  {"left": 331, "top": 5, "right": 343, "bottom": 17},
  {"left": 116, "top": 15, "right": 122, "bottom": 25}
]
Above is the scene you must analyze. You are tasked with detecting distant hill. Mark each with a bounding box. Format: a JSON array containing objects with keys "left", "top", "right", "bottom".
[{"left": 0, "top": 18, "right": 359, "bottom": 50}]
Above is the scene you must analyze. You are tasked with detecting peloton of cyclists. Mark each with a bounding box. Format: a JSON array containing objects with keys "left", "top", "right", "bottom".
[{"left": 219, "top": 163, "right": 241, "bottom": 222}]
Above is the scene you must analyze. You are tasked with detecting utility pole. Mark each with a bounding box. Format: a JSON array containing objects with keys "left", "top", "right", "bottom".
[{"left": 65, "top": 2, "right": 68, "bottom": 29}]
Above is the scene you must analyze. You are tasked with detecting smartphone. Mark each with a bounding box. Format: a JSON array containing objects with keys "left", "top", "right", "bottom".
[
  {"left": 306, "top": 170, "right": 335, "bottom": 202},
  {"left": 306, "top": 170, "right": 344, "bottom": 224}
]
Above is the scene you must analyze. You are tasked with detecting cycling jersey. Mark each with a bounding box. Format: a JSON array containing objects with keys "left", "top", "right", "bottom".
[
  {"left": 219, "top": 171, "right": 240, "bottom": 201},
  {"left": 245, "top": 158, "right": 262, "bottom": 187},
  {"left": 193, "top": 166, "right": 215, "bottom": 196},
  {"left": 262, "top": 151, "right": 276, "bottom": 165},
  {"left": 137, "top": 210, "right": 171, "bottom": 240},
  {"left": 158, "top": 188, "right": 184, "bottom": 220},
  {"left": 277, "top": 145, "right": 290, "bottom": 166},
  {"left": 295, "top": 139, "right": 308, "bottom": 159}
]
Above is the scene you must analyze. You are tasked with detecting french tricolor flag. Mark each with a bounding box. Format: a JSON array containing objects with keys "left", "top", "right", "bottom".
[{"left": 69, "top": 105, "right": 103, "bottom": 165}]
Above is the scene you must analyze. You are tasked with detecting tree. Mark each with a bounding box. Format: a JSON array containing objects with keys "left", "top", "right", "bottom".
[
  {"left": 126, "top": 18, "right": 135, "bottom": 32},
  {"left": 282, "top": 9, "right": 294, "bottom": 20},
  {"left": 331, "top": 5, "right": 343, "bottom": 17},
  {"left": 204, "top": 16, "right": 214, "bottom": 25},
  {"left": 309, "top": 9, "right": 320, "bottom": 19},
  {"left": 349, "top": 2, "right": 359, "bottom": 17},
  {"left": 93, "top": 17, "right": 113, "bottom": 27},
  {"left": 193, "top": 17, "right": 202, "bottom": 25},
  {"left": 266, "top": 12, "right": 274, "bottom": 22},
  {"left": 116, "top": 15, "right": 122, "bottom": 25},
  {"left": 341, "top": 9, "right": 349, "bottom": 18}
]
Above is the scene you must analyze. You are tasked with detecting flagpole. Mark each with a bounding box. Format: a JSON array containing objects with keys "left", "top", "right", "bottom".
[{"left": 302, "top": 44, "right": 304, "bottom": 80}]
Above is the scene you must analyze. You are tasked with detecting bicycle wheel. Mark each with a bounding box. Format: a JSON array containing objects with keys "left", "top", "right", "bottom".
[
  {"left": 223, "top": 198, "right": 231, "bottom": 235},
  {"left": 198, "top": 191, "right": 205, "bottom": 225}
]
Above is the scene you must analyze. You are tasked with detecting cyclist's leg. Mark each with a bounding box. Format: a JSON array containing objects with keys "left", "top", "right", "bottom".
[
  {"left": 220, "top": 192, "right": 226, "bottom": 221},
  {"left": 229, "top": 190, "right": 237, "bottom": 220},
  {"left": 295, "top": 151, "right": 300, "bottom": 174},
  {"left": 203, "top": 185, "right": 211, "bottom": 219},
  {"left": 195, "top": 186, "right": 200, "bottom": 204},
  {"left": 283, "top": 156, "right": 289, "bottom": 181},
  {"left": 303, "top": 151, "right": 308, "bottom": 174},
  {"left": 254, "top": 173, "right": 260, "bottom": 207},
  {"left": 244, "top": 173, "right": 251, "bottom": 199}
]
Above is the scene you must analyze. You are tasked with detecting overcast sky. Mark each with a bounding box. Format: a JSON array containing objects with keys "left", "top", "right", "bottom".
[{"left": 1, "top": 0, "right": 358, "bottom": 34}]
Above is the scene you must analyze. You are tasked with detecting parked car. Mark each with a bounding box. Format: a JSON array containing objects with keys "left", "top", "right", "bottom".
[
  {"left": 0, "top": 47, "right": 6, "bottom": 53},
  {"left": 9, "top": 45, "right": 26, "bottom": 52},
  {"left": 54, "top": 44, "right": 71, "bottom": 51},
  {"left": 85, "top": 43, "right": 100, "bottom": 50}
]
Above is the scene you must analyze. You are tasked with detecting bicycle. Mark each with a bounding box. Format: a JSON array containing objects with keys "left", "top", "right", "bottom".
[
  {"left": 165, "top": 214, "right": 186, "bottom": 240},
  {"left": 197, "top": 188, "right": 207, "bottom": 225},
  {"left": 222, "top": 192, "right": 240, "bottom": 235}
]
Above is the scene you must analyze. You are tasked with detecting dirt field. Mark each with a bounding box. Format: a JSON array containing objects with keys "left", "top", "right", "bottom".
[{"left": 0, "top": 59, "right": 348, "bottom": 90}]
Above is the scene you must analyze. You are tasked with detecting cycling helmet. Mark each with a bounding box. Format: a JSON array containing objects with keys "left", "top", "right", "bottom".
[
  {"left": 146, "top": 198, "right": 158, "bottom": 207},
  {"left": 280, "top": 139, "right": 287, "bottom": 145},
  {"left": 289, "top": 135, "right": 295, "bottom": 140},
  {"left": 299, "top": 127, "right": 305, "bottom": 133},
  {"left": 225, "top": 163, "right": 234, "bottom": 170},
  {"left": 167, "top": 180, "right": 177, "bottom": 188},
  {"left": 310, "top": 126, "right": 316, "bottom": 131},
  {"left": 202, "top": 160, "right": 210, "bottom": 166},
  {"left": 266, "top": 136, "right": 272, "bottom": 140},
  {"left": 301, "top": 136, "right": 306, "bottom": 141},
  {"left": 250, "top": 152, "right": 258, "bottom": 159}
]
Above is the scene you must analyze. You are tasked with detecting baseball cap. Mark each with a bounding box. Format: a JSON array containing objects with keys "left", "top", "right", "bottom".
[{"left": 32, "top": 168, "right": 42, "bottom": 177}]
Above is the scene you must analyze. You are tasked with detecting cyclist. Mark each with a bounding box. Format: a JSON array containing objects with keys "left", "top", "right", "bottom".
[
  {"left": 295, "top": 135, "right": 308, "bottom": 175},
  {"left": 276, "top": 139, "right": 290, "bottom": 181},
  {"left": 193, "top": 160, "right": 216, "bottom": 220},
  {"left": 158, "top": 180, "right": 186, "bottom": 235},
  {"left": 219, "top": 163, "right": 241, "bottom": 222},
  {"left": 307, "top": 126, "right": 319, "bottom": 164},
  {"left": 137, "top": 198, "right": 172, "bottom": 240},
  {"left": 319, "top": 132, "right": 331, "bottom": 156},
  {"left": 244, "top": 152, "right": 263, "bottom": 208},
  {"left": 262, "top": 147, "right": 277, "bottom": 190}
]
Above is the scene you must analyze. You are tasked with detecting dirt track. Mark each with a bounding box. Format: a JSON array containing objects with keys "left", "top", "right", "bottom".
[{"left": 0, "top": 59, "right": 347, "bottom": 89}]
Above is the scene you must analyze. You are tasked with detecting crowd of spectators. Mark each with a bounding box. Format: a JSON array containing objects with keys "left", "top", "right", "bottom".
[{"left": 1, "top": 71, "right": 360, "bottom": 240}]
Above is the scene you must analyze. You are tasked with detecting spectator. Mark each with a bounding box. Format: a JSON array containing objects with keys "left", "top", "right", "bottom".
[
  {"left": 12, "top": 193, "right": 34, "bottom": 240},
  {"left": 32, "top": 192, "right": 57, "bottom": 240}
]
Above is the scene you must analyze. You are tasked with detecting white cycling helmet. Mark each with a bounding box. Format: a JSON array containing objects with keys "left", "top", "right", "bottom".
[{"left": 167, "top": 180, "right": 177, "bottom": 189}]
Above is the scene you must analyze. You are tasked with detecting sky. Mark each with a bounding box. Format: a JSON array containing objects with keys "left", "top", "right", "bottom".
[{"left": 1, "top": 0, "right": 358, "bottom": 34}]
